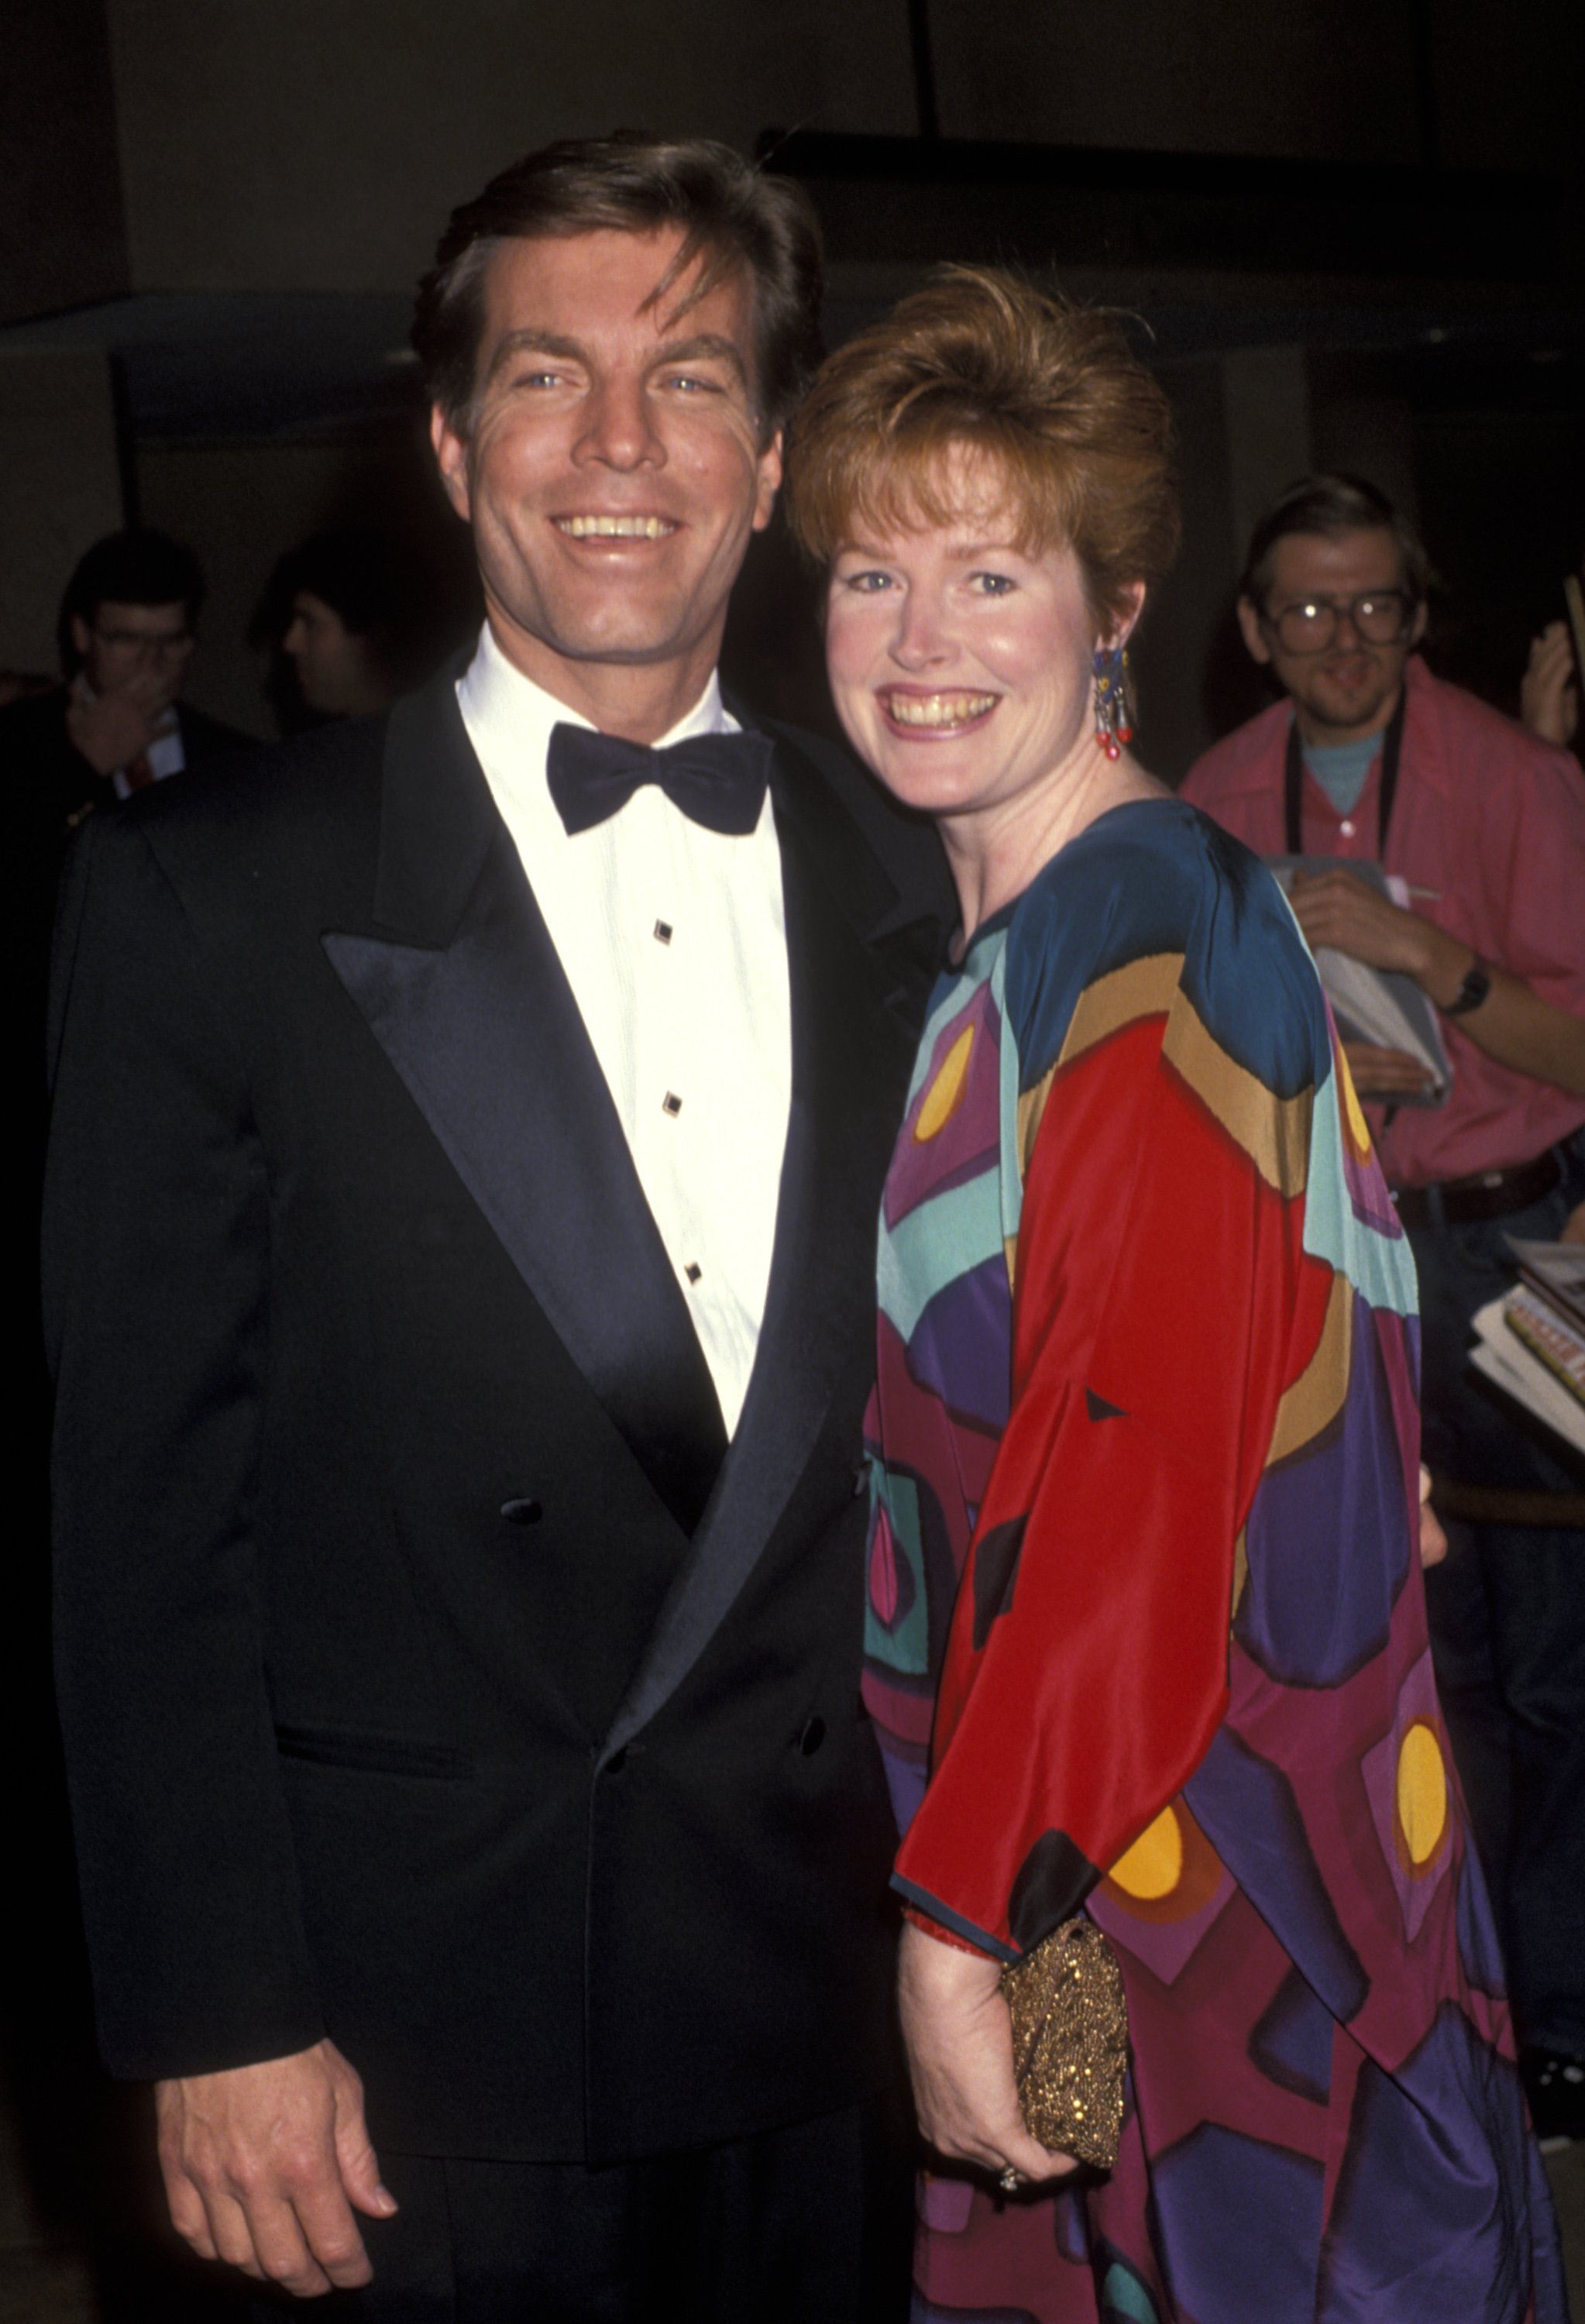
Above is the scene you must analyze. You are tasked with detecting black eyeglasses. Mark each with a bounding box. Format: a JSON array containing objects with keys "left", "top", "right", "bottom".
[
  {"left": 91, "top": 624, "right": 194, "bottom": 658},
  {"left": 1263, "top": 590, "right": 1415, "bottom": 655}
]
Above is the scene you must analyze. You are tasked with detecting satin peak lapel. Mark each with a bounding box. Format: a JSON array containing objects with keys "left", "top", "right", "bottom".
[{"left": 322, "top": 681, "right": 726, "bottom": 1533}]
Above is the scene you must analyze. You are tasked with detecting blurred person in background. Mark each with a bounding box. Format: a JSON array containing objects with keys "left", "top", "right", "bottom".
[
  {"left": 1, "top": 528, "right": 242, "bottom": 834},
  {"left": 5, "top": 529, "right": 246, "bottom": 1170},
  {"left": 254, "top": 529, "right": 428, "bottom": 731},
  {"left": 1182, "top": 475, "right": 1585, "bottom": 2146}
]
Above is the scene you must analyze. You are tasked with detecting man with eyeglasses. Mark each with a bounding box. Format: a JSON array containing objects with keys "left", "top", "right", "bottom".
[
  {"left": 8, "top": 528, "right": 246, "bottom": 1150},
  {"left": 7, "top": 527, "right": 246, "bottom": 1171},
  {"left": 1184, "top": 472, "right": 1585, "bottom": 2146},
  {"left": 0, "top": 530, "right": 244, "bottom": 834}
]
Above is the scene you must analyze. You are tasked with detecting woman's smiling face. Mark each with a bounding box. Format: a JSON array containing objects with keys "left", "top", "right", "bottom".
[{"left": 823, "top": 456, "right": 1106, "bottom": 834}]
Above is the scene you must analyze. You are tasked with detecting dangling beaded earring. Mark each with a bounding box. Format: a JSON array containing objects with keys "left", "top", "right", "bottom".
[{"left": 1092, "top": 645, "right": 1135, "bottom": 761}]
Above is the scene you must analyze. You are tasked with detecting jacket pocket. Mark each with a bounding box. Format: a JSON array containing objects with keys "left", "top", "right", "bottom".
[{"left": 273, "top": 1723, "right": 473, "bottom": 1780}]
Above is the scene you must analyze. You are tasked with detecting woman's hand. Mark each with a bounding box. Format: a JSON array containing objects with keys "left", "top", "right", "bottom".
[
  {"left": 897, "top": 1920, "right": 1078, "bottom": 2186},
  {"left": 1418, "top": 1464, "right": 1447, "bottom": 1568}
]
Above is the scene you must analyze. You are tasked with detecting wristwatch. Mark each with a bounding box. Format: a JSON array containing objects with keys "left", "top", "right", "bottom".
[{"left": 1439, "top": 954, "right": 1491, "bottom": 1016}]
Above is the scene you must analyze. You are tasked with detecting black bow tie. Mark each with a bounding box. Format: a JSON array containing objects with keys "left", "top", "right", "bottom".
[{"left": 546, "top": 722, "right": 773, "bottom": 837}]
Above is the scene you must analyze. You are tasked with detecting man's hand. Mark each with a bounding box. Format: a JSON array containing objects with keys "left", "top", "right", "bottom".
[
  {"left": 1289, "top": 867, "right": 1521, "bottom": 1026},
  {"left": 1521, "top": 621, "right": 1580, "bottom": 748},
  {"left": 65, "top": 676, "right": 166, "bottom": 777},
  {"left": 898, "top": 1920, "right": 1078, "bottom": 2187},
  {"left": 1341, "top": 1040, "right": 1435, "bottom": 1098},
  {"left": 156, "top": 2038, "right": 397, "bottom": 2298},
  {"left": 1288, "top": 868, "right": 1438, "bottom": 979}
]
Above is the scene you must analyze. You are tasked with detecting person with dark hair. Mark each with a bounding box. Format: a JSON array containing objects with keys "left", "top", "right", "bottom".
[
  {"left": 411, "top": 129, "right": 824, "bottom": 448},
  {"left": 256, "top": 531, "right": 425, "bottom": 727},
  {"left": 5, "top": 528, "right": 245, "bottom": 1225},
  {"left": 1183, "top": 475, "right": 1585, "bottom": 2147},
  {"left": 45, "top": 133, "right": 948, "bottom": 2321},
  {"left": 787, "top": 270, "right": 1563, "bottom": 2324},
  {"left": 2, "top": 527, "right": 240, "bottom": 833}
]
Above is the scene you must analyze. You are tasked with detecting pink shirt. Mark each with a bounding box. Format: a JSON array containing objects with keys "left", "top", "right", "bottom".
[{"left": 1181, "top": 657, "right": 1585, "bottom": 1188}]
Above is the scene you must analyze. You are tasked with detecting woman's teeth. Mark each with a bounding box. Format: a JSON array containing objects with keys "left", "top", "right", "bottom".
[{"left": 884, "top": 691, "right": 997, "bottom": 729}]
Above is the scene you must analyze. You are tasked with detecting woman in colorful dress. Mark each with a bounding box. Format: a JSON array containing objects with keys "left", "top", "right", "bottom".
[{"left": 786, "top": 268, "right": 1566, "bottom": 2323}]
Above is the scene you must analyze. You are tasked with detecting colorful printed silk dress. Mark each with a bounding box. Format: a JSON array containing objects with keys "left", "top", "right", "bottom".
[{"left": 865, "top": 799, "right": 1566, "bottom": 2324}]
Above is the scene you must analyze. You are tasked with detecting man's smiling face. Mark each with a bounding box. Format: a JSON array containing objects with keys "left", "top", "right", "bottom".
[{"left": 431, "top": 226, "right": 782, "bottom": 727}]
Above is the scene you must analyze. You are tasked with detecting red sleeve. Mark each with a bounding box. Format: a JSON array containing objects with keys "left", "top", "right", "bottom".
[{"left": 892, "top": 981, "right": 1322, "bottom": 1958}]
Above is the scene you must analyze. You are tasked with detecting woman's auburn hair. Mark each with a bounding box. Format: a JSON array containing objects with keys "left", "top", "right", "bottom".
[{"left": 785, "top": 266, "right": 1180, "bottom": 631}]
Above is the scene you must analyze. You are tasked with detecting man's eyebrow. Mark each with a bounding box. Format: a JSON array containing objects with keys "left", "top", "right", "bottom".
[
  {"left": 649, "top": 332, "right": 750, "bottom": 387},
  {"left": 482, "top": 329, "right": 587, "bottom": 385}
]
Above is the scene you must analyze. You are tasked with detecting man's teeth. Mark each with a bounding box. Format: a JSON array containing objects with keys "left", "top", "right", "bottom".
[
  {"left": 557, "top": 515, "right": 674, "bottom": 539},
  {"left": 885, "top": 691, "right": 997, "bottom": 728}
]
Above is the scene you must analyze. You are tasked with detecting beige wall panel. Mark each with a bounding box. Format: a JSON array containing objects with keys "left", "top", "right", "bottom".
[
  {"left": 1220, "top": 346, "right": 1312, "bottom": 576},
  {"left": 1309, "top": 387, "right": 1418, "bottom": 528},
  {"left": 0, "top": 350, "right": 125, "bottom": 677},
  {"left": 928, "top": 0, "right": 1418, "bottom": 165},
  {"left": 106, "top": 0, "right": 916, "bottom": 296}
]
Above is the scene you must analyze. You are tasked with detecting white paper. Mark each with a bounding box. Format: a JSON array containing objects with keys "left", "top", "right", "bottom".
[{"left": 1470, "top": 1295, "right": 1585, "bottom": 1457}]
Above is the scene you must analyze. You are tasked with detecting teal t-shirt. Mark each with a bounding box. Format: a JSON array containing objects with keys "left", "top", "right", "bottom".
[{"left": 1301, "top": 726, "right": 1380, "bottom": 816}]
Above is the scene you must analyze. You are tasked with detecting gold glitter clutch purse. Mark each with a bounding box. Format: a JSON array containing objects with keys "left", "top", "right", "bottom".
[{"left": 1000, "top": 1915, "right": 1128, "bottom": 2170}]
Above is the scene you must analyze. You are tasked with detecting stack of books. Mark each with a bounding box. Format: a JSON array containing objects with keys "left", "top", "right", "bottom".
[{"left": 1470, "top": 1237, "right": 1585, "bottom": 1459}]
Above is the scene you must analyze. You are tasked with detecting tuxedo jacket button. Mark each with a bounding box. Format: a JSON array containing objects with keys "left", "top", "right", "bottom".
[
  {"left": 799, "top": 1716, "right": 826, "bottom": 1756},
  {"left": 500, "top": 1497, "right": 543, "bottom": 1525}
]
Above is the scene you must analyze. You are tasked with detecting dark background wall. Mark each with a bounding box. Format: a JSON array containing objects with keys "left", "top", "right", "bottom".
[{"left": 2, "top": 0, "right": 1580, "bottom": 751}]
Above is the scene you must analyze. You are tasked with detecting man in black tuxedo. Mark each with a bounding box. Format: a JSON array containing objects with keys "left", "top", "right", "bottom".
[
  {"left": 45, "top": 135, "right": 946, "bottom": 2318},
  {"left": 9, "top": 528, "right": 245, "bottom": 1131}
]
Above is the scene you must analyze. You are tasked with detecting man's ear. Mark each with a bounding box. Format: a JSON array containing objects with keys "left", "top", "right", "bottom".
[
  {"left": 430, "top": 404, "right": 473, "bottom": 526},
  {"left": 1408, "top": 596, "right": 1429, "bottom": 651},
  {"left": 69, "top": 613, "right": 92, "bottom": 660},
  {"left": 1236, "top": 595, "right": 1273, "bottom": 666},
  {"left": 751, "top": 427, "right": 784, "bottom": 535}
]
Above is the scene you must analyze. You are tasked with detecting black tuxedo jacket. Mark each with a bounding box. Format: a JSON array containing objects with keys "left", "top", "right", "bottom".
[
  {"left": 9, "top": 687, "right": 250, "bottom": 1112},
  {"left": 44, "top": 669, "right": 948, "bottom": 2164}
]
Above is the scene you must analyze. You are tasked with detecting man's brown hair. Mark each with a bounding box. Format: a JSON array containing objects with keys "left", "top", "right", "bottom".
[
  {"left": 785, "top": 266, "right": 1179, "bottom": 631},
  {"left": 1239, "top": 473, "right": 1430, "bottom": 611},
  {"left": 413, "top": 132, "right": 824, "bottom": 444}
]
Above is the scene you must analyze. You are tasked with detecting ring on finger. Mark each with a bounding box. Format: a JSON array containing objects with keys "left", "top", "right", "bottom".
[{"left": 997, "top": 2164, "right": 1026, "bottom": 2194}]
